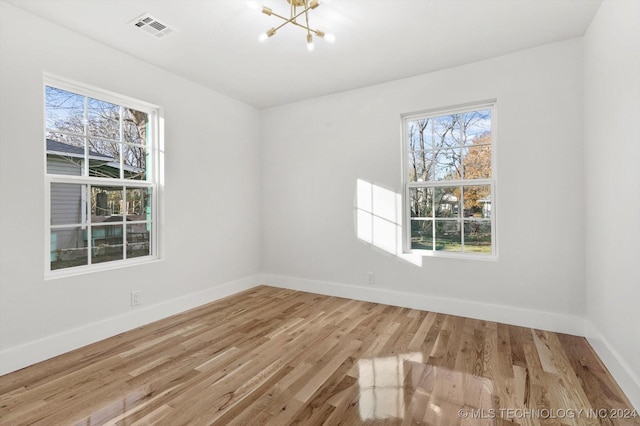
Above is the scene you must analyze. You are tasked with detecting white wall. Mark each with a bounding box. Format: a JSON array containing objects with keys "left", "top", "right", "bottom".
[
  {"left": 261, "top": 38, "right": 586, "bottom": 333},
  {"left": 584, "top": 0, "right": 640, "bottom": 408},
  {"left": 0, "top": 2, "right": 261, "bottom": 373}
]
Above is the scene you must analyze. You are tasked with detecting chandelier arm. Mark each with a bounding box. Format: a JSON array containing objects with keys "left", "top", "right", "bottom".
[
  {"left": 286, "top": 20, "right": 325, "bottom": 35},
  {"left": 304, "top": 0, "right": 311, "bottom": 36},
  {"left": 267, "top": 5, "right": 313, "bottom": 27}
]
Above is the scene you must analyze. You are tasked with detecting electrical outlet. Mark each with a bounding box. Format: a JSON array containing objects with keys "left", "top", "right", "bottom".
[
  {"left": 131, "top": 291, "right": 142, "bottom": 306},
  {"left": 367, "top": 271, "right": 375, "bottom": 285}
]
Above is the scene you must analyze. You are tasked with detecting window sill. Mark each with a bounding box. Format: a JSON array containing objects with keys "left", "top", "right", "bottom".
[
  {"left": 45, "top": 256, "right": 162, "bottom": 280},
  {"left": 407, "top": 250, "right": 498, "bottom": 262}
]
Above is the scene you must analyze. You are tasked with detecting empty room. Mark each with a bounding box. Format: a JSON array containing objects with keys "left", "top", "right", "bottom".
[{"left": 0, "top": 0, "right": 639, "bottom": 424}]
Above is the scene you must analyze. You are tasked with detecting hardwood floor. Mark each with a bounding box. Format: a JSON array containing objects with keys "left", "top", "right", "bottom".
[{"left": 0, "top": 286, "right": 637, "bottom": 425}]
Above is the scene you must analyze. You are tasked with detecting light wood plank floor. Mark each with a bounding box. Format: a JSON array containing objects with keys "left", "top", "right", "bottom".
[{"left": 0, "top": 286, "right": 638, "bottom": 425}]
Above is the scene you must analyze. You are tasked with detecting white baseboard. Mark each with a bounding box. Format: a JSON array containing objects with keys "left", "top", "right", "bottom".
[
  {"left": 585, "top": 321, "right": 640, "bottom": 411},
  {"left": 0, "top": 275, "right": 259, "bottom": 375},
  {"left": 260, "top": 274, "right": 585, "bottom": 335}
]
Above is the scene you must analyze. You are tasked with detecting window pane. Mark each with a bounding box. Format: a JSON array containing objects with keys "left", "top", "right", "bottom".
[
  {"left": 125, "top": 188, "right": 152, "bottom": 218},
  {"left": 463, "top": 185, "right": 491, "bottom": 218},
  {"left": 408, "top": 150, "right": 435, "bottom": 182},
  {"left": 127, "top": 224, "right": 151, "bottom": 259},
  {"left": 88, "top": 139, "right": 121, "bottom": 178},
  {"left": 45, "top": 86, "right": 85, "bottom": 134},
  {"left": 463, "top": 145, "right": 491, "bottom": 179},
  {"left": 47, "top": 156, "right": 83, "bottom": 176},
  {"left": 46, "top": 134, "right": 87, "bottom": 175},
  {"left": 464, "top": 221, "right": 492, "bottom": 254},
  {"left": 51, "top": 183, "right": 86, "bottom": 225},
  {"left": 433, "top": 148, "right": 461, "bottom": 180},
  {"left": 51, "top": 228, "right": 88, "bottom": 270},
  {"left": 123, "top": 108, "right": 148, "bottom": 146},
  {"left": 88, "top": 98, "right": 120, "bottom": 141},
  {"left": 123, "top": 144, "right": 147, "bottom": 180},
  {"left": 92, "top": 186, "right": 123, "bottom": 218},
  {"left": 435, "top": 220, "right": 461, "bottom": 252},
  {"left": 434, "top": 187, "right": 460, "bottom": 218},
  {"left": 409, "top": 187, "right": 433, "bottom": 218},
  {"left": 91, "top": 224, "right": 124, "bottom": 264},
  {"left": 432, "top": 115, "right": 458, "bottom": 148},
  {"left": 410, "top": 220, "right": 433, "bottom": 250},
  {"left": 407, "top": 119, "right": 433, "bottom": 150},
  {"left": 462, "top": 109, "right": 491, "bottom": 145}
]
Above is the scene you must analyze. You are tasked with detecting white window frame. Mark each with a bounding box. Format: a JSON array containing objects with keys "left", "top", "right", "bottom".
[
  {"left": 402, "top": 100, "right": 498, "bottom": 260},
  {"left": 44, "top": 74, "right": 162, "bottom": 278}
]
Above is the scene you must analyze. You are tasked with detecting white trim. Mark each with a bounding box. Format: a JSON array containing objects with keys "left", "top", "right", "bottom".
[
  {"left": 585, "top": 321, "right": 640, "bottom": 411},
  {"left": 47, "top": 174, "right": 153, "bottom": 186},
  {"left": 45, "top": 255, "right": 160, "bottom": 281},
  {"left": 260, "top": 274, "right": 585, "bottom": 335},
  {"left": 44, "top": 73, "right": 159, "bottom": 113},
  {"left": 410, "top": 249, "right": 498, "bottom": 261},
  {"left": 406, "top": 179, "right": 494, "bottom": 188},
  {"left": 46, "top": 128, "right": 147, "bottom": 149},
  {"left": 401, "top": 99, "right": 498, "bottom": 121},
  {"left": 0, "top": 275, "right": 260, "bottom": 375}
]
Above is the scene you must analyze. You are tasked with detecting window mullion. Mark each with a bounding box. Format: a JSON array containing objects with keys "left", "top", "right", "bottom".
[
  {"left": 119, "top": 105, "right": 124, "bottom": 180},
  {"left": 123, "top": 185, "right": 127, "bottom": 260},
  {"left": 460, "top": 186, "right": 465, "bottom": 252},
  {"left": 83, "top": 96, "right": 89, "bottom": 177},
  {"left": 407, "top": 179, "right": 492, "bottom": 189},
  {"left": 87, "top": 184, "right": 93, "bottom": 266}
]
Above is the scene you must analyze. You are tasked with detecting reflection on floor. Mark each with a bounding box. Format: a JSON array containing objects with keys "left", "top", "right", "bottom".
[
  {"left": 359, "top": 353, "right": 424, "bottom": 420},
  {"left": 358, "top": 353, "right": 500, "bottom": 424},
  {"left": 0, "top": 286, "right": 637, "bottom": 425}
]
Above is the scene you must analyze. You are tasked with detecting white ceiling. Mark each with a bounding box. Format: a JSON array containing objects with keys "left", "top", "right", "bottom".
[{"left": 8, "top": 0, "right": 602, "bottom": 109}]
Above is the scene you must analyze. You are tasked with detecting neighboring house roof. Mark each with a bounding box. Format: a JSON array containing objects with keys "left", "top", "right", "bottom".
[
  {"left": 47, "top": 138, "right": 114, "bottom": 161},
  {"left": 46, "top": 138, "right": 144, "bottom": 174}
]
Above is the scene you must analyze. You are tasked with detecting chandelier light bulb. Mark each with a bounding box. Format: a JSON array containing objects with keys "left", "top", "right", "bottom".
[
  {"left": 259, "top": 27, "right": 276, "bottom": 42},
  {"left": 246, "top": 1, "right": 260, "bottom": 11},
  {"left": 306, "top": 34, "right": 315, "bottom": 51},
  {"left": 324, "top": 33, "right": 336, "bottom": 43}
]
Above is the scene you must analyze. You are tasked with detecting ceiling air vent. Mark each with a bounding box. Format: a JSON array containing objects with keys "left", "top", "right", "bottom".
[{"left": 131, "top": 14, "right": 175, "bottom": 38}]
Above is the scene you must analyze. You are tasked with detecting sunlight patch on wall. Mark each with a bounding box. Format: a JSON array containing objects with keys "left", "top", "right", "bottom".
[{"left": 355, "top": 179, "right": 422, "bottom": 267}]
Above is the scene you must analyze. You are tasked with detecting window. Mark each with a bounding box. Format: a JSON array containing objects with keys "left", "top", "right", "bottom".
[
  {"left": 403, "top": 102, "right": 496, "bottom": 257},
  {"left": 45, "top": 76, "right": 160, "bottom": 275}
]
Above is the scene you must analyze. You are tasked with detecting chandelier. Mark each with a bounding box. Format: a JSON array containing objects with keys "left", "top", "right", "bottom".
[{"left": 247, "top": 0, "right": 335, "bottom": 51}]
